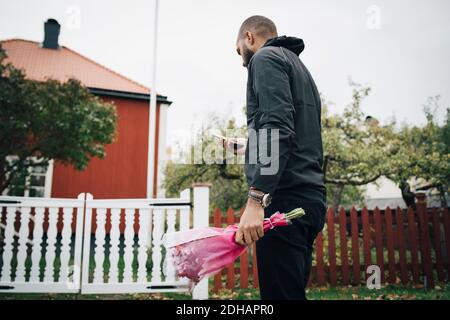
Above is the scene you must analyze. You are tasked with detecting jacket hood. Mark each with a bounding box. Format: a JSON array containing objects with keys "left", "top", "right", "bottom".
[{"left": 263, "top": 35, "right": 305, "bottom": 56}]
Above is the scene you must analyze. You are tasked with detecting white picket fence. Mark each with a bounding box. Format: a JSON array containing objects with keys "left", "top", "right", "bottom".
[
  {"left": 0, "top": 194, "right": 85, "bottom": 293},
  {"left": 0, "top": 185, "right": 210, "bottom": 299}
]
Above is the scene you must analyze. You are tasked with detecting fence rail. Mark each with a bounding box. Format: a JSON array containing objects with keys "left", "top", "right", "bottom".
[
  {"left": 80, "top": 190, "right": 193, "bottom": 294},
  {"left": 210, "top": 202, "right": 450, "bottom": 291},
  {"left": 0, "top": 184, "right": 210, "bottom": 299},
  {"left": 2, "top": 189, "right": 448, "bottom": 296},
  {"left": 0, "top": 194, "right": 85, "bottom": 293}
]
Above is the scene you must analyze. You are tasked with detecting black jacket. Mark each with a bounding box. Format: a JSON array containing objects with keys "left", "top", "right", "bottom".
[{"left": 244, "top": 36, "right": 326, "bottom": 205}]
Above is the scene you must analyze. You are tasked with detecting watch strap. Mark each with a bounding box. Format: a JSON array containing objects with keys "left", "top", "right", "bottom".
[{"left": 248, "top": 188, "right": 270, "bottom": 207}]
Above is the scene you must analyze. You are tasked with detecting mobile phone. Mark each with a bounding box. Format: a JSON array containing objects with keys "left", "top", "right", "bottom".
[
  {"left": 213, "top": 133, "right": 227, "bottom": 141},
  {"left": 213, "top": 134, "right": 244, "bottom": 152}
]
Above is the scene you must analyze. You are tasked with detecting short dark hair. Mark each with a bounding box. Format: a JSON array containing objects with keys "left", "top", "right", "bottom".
[{"left": 238, "top": 15, "right": 278, "bottom": 40}]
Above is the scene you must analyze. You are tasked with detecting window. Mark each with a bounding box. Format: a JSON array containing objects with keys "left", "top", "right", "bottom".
[{"left": 2, "top": 156, "right": 53, "bottom": 197}]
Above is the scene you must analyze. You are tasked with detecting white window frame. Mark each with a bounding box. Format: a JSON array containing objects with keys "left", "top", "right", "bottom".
[{"left": 2, "top": 156, "right": 53, "bottom": 197}]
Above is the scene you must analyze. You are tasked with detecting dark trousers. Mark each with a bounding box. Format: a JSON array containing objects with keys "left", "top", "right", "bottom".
[{"left": 256, "top": 196, "right": 326, "bottom": 300}]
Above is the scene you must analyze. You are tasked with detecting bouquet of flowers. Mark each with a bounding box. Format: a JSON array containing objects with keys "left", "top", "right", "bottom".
[{"left": 162, "top": 207, "right": 305, "bottom": 288}]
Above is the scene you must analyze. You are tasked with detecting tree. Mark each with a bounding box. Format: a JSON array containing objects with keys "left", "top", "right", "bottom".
[
  {"left": 165, "top": 81, "right": 418, "bottom": 212},
  {"left": 322, "top": 81, "right": 403, "bottom": 211},
  {"left": 391, "top": 96, "right": 450, "bottom": 207},
  {"left": 0, "top": 45, "right": 118, "bottom": 194},
  {"left": 163, "top": 116, "right": 248, "bottom": 211}
]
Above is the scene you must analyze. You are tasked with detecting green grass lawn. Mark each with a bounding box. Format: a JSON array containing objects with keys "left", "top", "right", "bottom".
[
  {"left": 305, "top": 284, "right": 450, "bottom": 300},
  {"left": 211, "top": 284, "right": 450, "bottom": 300},
  {"left": 1, "top": 284, "right": 449, "bottom": 300}
]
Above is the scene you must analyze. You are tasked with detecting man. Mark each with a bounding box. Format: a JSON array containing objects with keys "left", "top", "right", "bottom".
[{"left": 227, "top": 15, "right": 327, "bottom": 300}]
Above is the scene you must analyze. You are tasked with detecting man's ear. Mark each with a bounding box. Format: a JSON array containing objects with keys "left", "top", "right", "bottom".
[{"left": 246, "top": 31, "right": 255, "bottom": 45}]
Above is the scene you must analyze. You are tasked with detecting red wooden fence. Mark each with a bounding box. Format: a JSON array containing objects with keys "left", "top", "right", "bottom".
[{"left": 210, "top": 203, "right": 450, "bottom": 291}]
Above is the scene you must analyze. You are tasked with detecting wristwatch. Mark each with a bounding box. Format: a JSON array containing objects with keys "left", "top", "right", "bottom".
[{"left": 248, "top": 187, "right": 272, "bottom": 208}]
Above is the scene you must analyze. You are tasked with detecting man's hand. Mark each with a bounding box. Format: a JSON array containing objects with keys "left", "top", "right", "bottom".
[
  {"left": 235, "top": 197, "right": 264, "bottom": 246},
  {"left": 223, "top": 137, "right": 247, "bottom": 155}
]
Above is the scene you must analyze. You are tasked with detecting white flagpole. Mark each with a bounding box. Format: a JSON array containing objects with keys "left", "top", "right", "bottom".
[{"left": 147, "top": 0, "right": 159, "bottom": 198}]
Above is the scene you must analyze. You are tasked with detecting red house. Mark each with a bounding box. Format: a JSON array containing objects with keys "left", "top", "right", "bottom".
[{"left": 1, "top": 19, "right": 171, "bottom": 199}]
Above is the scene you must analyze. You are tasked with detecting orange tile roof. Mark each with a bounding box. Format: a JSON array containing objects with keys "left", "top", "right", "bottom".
[{"left": 1, "top": 39, "right": 150, "bottom": 95}]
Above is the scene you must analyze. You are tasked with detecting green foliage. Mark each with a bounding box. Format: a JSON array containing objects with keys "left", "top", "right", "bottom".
[
  {"left": 163, "top": 116, "right": 248, "bottom": 211},
  {"left": 391, "top": 96, "right": 450, "bottom": 205},
  {"left": 326, "top": 184, "right": 366, "bottom": 209},
  {"left": 322, "top": 81, "right": 402, "bottom": 209},
  {"left": 0, "top": 45, "right": 118, "bottom": 193},
  {"left": 164, "top": 80, "right": 448, "bottom": 210},
  {"left": 322, "top": 82, "right": 400, "bottom": 186}
]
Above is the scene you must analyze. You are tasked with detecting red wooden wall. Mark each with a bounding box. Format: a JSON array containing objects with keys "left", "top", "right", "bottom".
[{"left": 51, "top": 96, "right": 161, "bottom": 199}]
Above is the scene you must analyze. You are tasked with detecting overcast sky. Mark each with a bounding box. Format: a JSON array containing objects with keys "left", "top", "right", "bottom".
[{"left": 1, "top": 0, "right": 449, "bottom": 149}]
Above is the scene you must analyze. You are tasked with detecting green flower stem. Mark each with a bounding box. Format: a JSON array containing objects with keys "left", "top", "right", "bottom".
[{"left": 285, "top": 207, "right": 306, "bottom": 220}]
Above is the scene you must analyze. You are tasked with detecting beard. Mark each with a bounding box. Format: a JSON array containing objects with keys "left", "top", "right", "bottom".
[{"left": 242, "top": 44, "right": 255, "bottom": 68}]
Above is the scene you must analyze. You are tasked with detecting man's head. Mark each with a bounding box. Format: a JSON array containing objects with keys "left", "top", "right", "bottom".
[{"left": 236, "top": 15, "right": 278, "bottom": 67}]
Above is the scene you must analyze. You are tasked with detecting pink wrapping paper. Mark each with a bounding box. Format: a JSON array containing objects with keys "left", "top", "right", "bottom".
[{"left": 162, "top": 211, "right": 297, "bottom": 288}]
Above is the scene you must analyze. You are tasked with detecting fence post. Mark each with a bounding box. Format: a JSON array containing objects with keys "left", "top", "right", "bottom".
[
  {"left": 71, "top": 192, "right": 86, "bottom": 292},
  {"left": 192, "top": 183, "right": 211, "bottom": 300},
  {"left": 80, "top": 192, "right": 93, "bottom": 293},
  {"left": 416, "top": 192, "right": 434, "bottom": 288}
]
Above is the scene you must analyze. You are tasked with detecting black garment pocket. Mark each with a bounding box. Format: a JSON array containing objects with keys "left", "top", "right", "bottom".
[{"left": 265, "top": 198, "right": 326, "bottom": 246}]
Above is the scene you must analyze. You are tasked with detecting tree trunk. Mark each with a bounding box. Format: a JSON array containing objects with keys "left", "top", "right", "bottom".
[
  {"left": 400, "top": 180, "right": 416, "bottom": 209},
  {"left": 438, "top": 185, "right": 448, "bottom": 208},
  {"left": 0, "top": 159, "right": 6, "bottom": 194}
]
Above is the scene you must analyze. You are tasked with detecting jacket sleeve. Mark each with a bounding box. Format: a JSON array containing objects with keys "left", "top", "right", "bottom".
[{"left": 248, "top": 49, "right": 296, "bottom": 195}]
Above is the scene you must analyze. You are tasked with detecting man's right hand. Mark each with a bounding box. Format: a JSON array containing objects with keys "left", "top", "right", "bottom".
[{"left": 235, "top": 197, "right": 265, "bottom": 246}]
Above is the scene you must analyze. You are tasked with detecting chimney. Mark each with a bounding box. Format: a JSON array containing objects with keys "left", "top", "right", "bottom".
[{"left": 42, "top": 19, "right": 60, "bottom": 49}]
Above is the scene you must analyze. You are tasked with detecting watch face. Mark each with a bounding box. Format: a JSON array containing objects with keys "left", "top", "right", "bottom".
[{"left": 262, "top": 194, "right": 272, "bottom": 207}]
